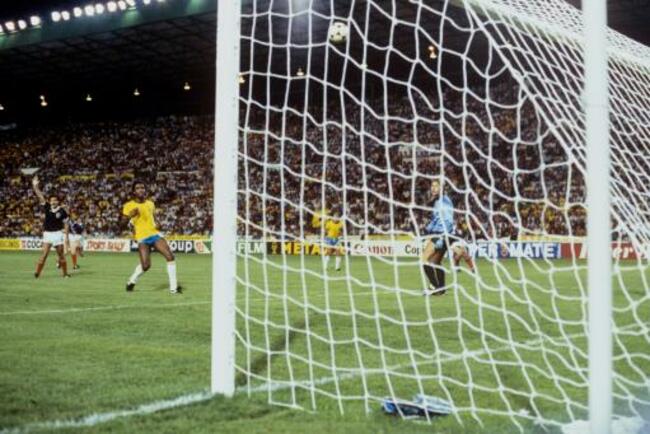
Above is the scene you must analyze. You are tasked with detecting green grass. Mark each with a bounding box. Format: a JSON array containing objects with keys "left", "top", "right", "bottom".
[{"left": 1, "top": 251, "right": 649, "bottom": 433}]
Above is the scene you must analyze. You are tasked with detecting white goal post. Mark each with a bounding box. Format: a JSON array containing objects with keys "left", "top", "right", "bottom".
[
  {"left": 213, "top": 0, "right": 650, "bottom": 431},
  {"left": 212, "top": 0, "right": 241, "bottom": 397},
  {"left": 583, "top": 1, "right": 612, "bottom": 433}
]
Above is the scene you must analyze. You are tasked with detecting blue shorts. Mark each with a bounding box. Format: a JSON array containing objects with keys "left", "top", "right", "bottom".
[
  {"left": 325, "top": 237, "right": 340, "bottom": 247},
  {"left": 139, "top": 234, "right": 162, "bottom": 246}
]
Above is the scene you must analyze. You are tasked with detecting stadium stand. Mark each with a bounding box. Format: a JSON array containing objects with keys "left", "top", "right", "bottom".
[{"left": 0, "top": 83, "right": 586, "bottom": 239}]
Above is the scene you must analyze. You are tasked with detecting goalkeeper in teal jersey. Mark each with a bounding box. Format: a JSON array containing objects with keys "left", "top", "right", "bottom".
[{"left": 422, "top": 179, "right": 454, "bottom": 296}]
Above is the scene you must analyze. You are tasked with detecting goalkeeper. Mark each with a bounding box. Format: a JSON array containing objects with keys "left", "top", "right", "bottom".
[{"left": 422, "top": 179, "right": 454, "bottom": 296}]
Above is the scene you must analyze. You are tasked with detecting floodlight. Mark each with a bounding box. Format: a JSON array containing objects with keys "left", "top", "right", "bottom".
[
  {"left": 17, "top": 20, "right": 27, "bottom": 30},
  {"left": 84, "top": 5, "right": 95, "bottom": 16},
  {"left": 107, "top": 2, "right": 117, "bottom": 12},
  {"left": 95, "top": 4, "right": 105, "bottom": 14},
  {"left": 142, "top": 0, "right": 152, "bottom": 4},
  {"left": 4, "top": 21, "right": 15, "bottom": 32},
  {"left": 51, "top": 11, "right": 62, "bottom": 22},
  {"left": 184, "top": 82, "right": 191, "bottom": 91},
  {"left": 133, "top": 88, "right": 140, "bottom": 96},
  {"left": 86, "top": 94, "right": 93, "bottom": 102},
  {"left": 117, "top": 1, "right": 127, "bottom": 10},
  {"left": 73, "top": 7, "right": 83, "bottom": 17},
  {"left": 126, "top": 0, "right": 136, "bottom": 7},
  {"left": 61, "top": 11, "right": 71, "bottom": 20},
  {"left": 30, "top": 16, "right": 41, "bottom": 26}
]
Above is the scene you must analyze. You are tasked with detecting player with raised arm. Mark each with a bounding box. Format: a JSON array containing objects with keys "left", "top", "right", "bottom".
[
  {"left": 32, "top": 176, "right": 71, "bottom": 278},
  {"left": 421, "top": 179, "right": 454, "bottom": 296},
  {"left": 323, "top": 207, "right": 344, "bottom": 271},
  {"left": 122, "top": 180, "right": 181, "bottom": 294}
]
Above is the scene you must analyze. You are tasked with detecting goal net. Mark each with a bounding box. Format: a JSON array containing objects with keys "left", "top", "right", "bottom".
[{"left": 229, "top": 0, "right": 650, "bottom": 429}]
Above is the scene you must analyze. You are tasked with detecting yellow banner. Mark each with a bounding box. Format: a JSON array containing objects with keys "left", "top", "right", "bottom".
[
  {"left": 166, "top": 235, "right": 209, "bottom": 240},
  {"left": 365, "top": 234, "right": 415, "bottom": 241},
  {"left": 57, "top": 173, "right": 134, "bottom": 182},
  {"left": 0, "top": 239, "right": 21, "bottom": 250},
  {"left": 267, "top": 241, "right": 345, "bottom": 256}
]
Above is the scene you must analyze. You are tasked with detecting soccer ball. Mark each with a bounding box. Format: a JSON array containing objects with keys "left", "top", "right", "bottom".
[{"left": 328, "top": 21, "right": 348, "bottom": 44}]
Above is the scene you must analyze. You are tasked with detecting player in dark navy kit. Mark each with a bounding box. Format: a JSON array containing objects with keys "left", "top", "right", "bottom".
[
  {"left": 32, "top": 176, "right": 71, "bottom": 278},
  {"left": 67, "top": 213, "right": 85, "bottom": 270},
  {"left": 422, "top": 179, "right": 454, "bottom": 296}
]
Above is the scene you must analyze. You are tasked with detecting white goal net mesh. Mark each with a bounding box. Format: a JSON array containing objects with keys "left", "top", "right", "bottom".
[{"left": 233, "top": 0, "right": 650, "bottom": 429}]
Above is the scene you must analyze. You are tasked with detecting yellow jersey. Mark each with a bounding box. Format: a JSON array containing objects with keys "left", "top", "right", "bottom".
[
  {"left": 325, "top": 219, "right": 343, "bottom": 239},
  {"left": 312, "top": 208, "right": 329, "bottom": 229},
  {"left": 122, "top": 200, "right": 159, "bottom": 241}
]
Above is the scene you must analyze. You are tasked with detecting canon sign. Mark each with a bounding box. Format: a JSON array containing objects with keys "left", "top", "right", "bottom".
[{"left": 350, "top": 241, "right": 420, "bottom": 257}]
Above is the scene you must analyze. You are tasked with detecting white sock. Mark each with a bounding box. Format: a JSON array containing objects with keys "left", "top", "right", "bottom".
[
  {"left": 167, "top": 261, "right": 178, "bottom": 292},
  {"left": 128, "top": 264, "right": 144, "bottom": 284},
  {"left": 335, "top": 256, "right": 341, "bottom": 270},
  {"left": 324, "top": 255, "right": 330, "bottom": 268}
]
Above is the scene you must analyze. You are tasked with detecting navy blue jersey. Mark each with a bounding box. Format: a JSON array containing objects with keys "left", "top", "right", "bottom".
[
  {"left": 69, "top": 220, "right": 84, "bottom": 235},
  {"left": 43, "top": 204, "right": 68, "bottom": 232},
  {"left": 426, "top": 195, "right": 454, "bottom": 234}
]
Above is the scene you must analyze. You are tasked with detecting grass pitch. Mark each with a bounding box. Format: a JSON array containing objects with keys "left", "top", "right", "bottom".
[{"left": 1, "top": 251, "right": 648, "bottom": 433}]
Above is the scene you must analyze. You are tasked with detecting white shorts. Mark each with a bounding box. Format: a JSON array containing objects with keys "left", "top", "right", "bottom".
[
  {"left": 43, "top": 231, "right": 65, "bottom": 247},
  {"left": 67, "top": 235, "right": 82, "bottom": 252},
  {"left": 450, "top": 240, "right": 467, "bottom": 253}
]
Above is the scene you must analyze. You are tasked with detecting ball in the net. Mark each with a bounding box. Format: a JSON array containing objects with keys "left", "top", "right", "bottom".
[{"left": 328, "top": 21, "right": 348, "bottom": 43}]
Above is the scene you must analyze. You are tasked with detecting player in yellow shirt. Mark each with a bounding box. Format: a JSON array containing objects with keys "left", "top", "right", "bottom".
[
  {"left": 122, "top": 180, "right": 181, "bottom": 294},
  {"left": 311, "top": 203, "right": 328, "bottom": 234},
  {"left": 323, "top": 207, "right": 344, "bottom": 271}
]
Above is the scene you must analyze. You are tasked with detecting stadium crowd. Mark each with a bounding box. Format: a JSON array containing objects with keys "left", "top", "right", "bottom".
[
  {"left": 0, "top": 83, "right": 588, "bottom": 240},
  {"left": 0, "top": 116, "right": 213, "bottom": 237}
]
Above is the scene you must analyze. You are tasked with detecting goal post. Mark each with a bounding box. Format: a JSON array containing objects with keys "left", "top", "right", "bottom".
[
  {"left": 584, "top": 0, "right": 613, "bottom": 432},
  {"left": 211, "top": 0, "right": 241, "bottom": 397},
  {"left": 214, "top": 0, "right": 650, "bottom": 430}
]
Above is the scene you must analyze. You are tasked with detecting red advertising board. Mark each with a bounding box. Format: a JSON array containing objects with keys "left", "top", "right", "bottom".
[{"left": 560, "top": 243, "right": 647, "bottom": 260}]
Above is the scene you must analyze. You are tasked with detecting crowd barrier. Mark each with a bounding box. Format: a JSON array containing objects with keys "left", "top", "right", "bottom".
[
  {"left": 9, "top": 237, "right": 213, "bottom": 254},
  {"left": 1, "top": 237, "right": 646, "bottom": 260}
]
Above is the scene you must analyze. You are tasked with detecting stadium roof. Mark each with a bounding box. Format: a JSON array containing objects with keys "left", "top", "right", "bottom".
[
  {"left": 0, "top": 0, "right": 217, "bottom": 122},
  {"left": 0, "top": 0, "right": 648, "bottom": 124}
]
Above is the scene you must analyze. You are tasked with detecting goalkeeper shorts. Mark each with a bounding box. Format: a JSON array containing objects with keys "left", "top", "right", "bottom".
[{"left": 426, "top": 234, "right": 449, "bottom": 255}]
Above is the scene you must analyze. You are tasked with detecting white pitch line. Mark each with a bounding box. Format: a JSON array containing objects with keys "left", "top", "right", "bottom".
[
  {"left": 0, "top": 301, "right": 210, "bottom": 316},
  {"left": 0, "top": 290, "right": 383, "bottom": 316},
  {"left": 0, "top": 391, "right": 215, "bottom": 434},
  {"left": 8, "top": 324, "right": 646, "bottom": 433},
  {"left": 0, "top": 333, "right": 504, "bottom": 433}
]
